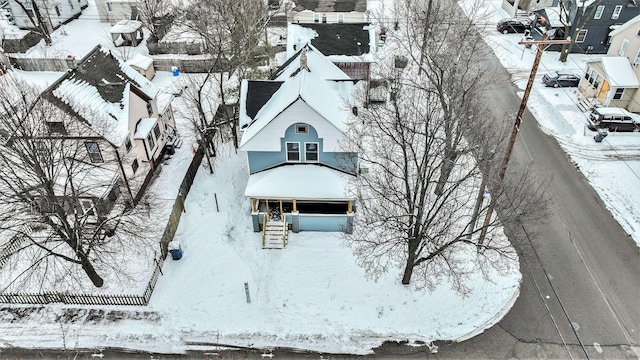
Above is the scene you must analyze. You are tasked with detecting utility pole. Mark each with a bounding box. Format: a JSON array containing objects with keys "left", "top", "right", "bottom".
[{"left": 477, "top": 35, "right": 570, "bottom": 248}]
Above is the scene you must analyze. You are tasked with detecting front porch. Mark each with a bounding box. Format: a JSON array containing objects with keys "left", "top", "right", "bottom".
[{"left": 250, "top": 198, "right": 355, "bottom": 248}]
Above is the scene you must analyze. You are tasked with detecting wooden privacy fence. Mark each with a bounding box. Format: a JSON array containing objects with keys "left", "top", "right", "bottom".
[{"left": 0, "top": 147, "right": 205, "bottom": 306}]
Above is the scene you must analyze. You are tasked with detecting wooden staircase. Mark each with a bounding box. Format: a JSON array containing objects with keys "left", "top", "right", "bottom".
[
  {"left": 577, "top": 97, "right": 599, "bottom": 113},
  {"left": 262, "top": 221, "right": 288, "bottom": 249}
]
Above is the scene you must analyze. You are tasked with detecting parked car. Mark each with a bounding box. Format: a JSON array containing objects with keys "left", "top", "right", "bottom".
[
  {"left": 542, "top": 72, "right": 580, "bottom": 88},
  {"left": 496, "top": 18, "right": 531, "bottom": 34},
  {"left": 588, "top": 107, "right": 640, "bottom": 132}
]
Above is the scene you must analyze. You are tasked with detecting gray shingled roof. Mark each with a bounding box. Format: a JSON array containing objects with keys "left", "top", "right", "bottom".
[{"left": 299, "top": 23, "right": 370, "bottom": 56}]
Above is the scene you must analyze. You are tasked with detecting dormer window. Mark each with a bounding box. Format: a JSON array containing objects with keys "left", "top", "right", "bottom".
[
  {"left": 295, "top": 124, "right": 308, "bottom": 134},
  {"left": 286, "top": 142, "right": 300, "bottom": 161},
  {"left": 305, "top": 142, "right": 318, "bottom": 162}
]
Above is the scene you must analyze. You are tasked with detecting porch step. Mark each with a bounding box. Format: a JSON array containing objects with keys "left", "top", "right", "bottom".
[
  {"left": 262, "top": 221, "right": 288, "bottom": 249},
  {"left": 577, "top": 97, "right": 598, "bottom": 112}
]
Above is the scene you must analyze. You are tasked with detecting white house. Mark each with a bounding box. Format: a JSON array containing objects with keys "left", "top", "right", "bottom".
[{"left": 7, "top": 0, "right": 87, "bottom": 30}]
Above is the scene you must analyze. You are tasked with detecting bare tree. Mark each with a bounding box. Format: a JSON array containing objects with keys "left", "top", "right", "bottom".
[
  {"left": 0, "top": 79, "right": 159, "bottom": 289},
  {"left": 342, "top": 1, "right": 548, "bottom": 289},
  {"left": 176, "top": 0, "right": 272, "bottom": 148},
  {"left": 12, "top": 0, "right": 53, "bottom": 45},
  {"left": 557, "top": 0, "right": 603, "bottom": 62},
  {"left": 136, "top": 0, "right": 173, "bottom": 41},
  {"left": 344, "top": 70, "right": 546, "bottom": 290},
  {"left": 176, "top": 72, "right": 222, "bottom": 173}
]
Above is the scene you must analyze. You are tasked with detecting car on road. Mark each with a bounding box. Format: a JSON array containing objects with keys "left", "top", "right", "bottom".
[
  {"left": 542, "top": 72, "right": 580, "bottom": 88},
  {"left": 588, "top": 107, "right": 640, "bottom": 132},
  {"left": 496, "top": 18, "right": 531, "bottom": 34}
]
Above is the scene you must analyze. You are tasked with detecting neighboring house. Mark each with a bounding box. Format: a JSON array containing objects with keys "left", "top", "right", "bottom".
[
  {"left": 239, "top": 45, "right": 358, "bottom": 246},
  {"left": 578, "top": 14, "right": 640, "bottom": 111},
  {"left": 502, "top": 0, "right": 554, "bottom": 17},
  {"left": 289, "top": 0, "right": 367, "bottom": 24},
  {"left": 95, "top": 0, "right": 136, "bottom": 24},
  {"left": 7, "top": 0, "right": 88, "bottom": 30},
  {"left": 287, "top": 22, "right": 376, "bottom": 80},
  {"left": 38, "top": 45, "right": 177, "bottom": 215},
  {"left": 531, "top": 0, "right": 639, "bottom": 54}
]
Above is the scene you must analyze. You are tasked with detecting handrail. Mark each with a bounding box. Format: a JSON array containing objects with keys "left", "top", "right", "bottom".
[
  {"left": 282, "top": 220, "right": 287, "bottom": 248},
  {"left": 261, "top": 214, "right": 267, "bottom": 248}
]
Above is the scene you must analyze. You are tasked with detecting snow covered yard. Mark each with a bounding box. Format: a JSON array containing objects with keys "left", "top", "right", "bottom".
[
  {"left": 0, "top": 142, "right": 521, "bottom": 355},
  {"left": 146, "top": 141, "right": 521, "bottom": 355}
]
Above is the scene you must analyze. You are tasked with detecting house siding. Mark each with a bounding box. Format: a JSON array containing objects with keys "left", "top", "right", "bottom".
[
  {"left": 8, "top": 0, "right": 84, "bottom": 30},
  {"left": 95, "top": 0, "right": 135, "bottom": 23},
  {"left": 246, "top": 123, "right": 356, "bottom": 174},
  {"left": 291, "top": 11, "right": 366, "bottom": 24},
  {"left": 299, "top": 214, "right": 347, "bottom": 232},
  {"left": 607, "top": 16, "right": 640, "bottom": 111},
  {"left": 242, "top": 99, "right": 345, "bottom": 152},
  {"left": 569, "top": 0, "right": 639, "bottom": 54}
]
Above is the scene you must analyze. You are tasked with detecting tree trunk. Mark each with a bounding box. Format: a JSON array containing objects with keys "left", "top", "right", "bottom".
[
  {"left": 401, "top": 247, "right": 416, "bottom": 285},
  {"left": 77, "top": 250, "right": 104, "bottom": 287},
  {"left": 434, "top": 151, "right": 456, "bottom": 196}
]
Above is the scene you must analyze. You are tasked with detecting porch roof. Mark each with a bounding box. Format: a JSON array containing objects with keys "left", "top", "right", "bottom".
[
  {"left": 245, "top": 164, "right": 354, "bottom": 200},
  {"left": 597, "top": 57, "right": 640, "bottom": 88}
]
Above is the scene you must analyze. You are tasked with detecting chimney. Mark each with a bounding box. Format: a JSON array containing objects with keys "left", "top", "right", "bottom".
[
  {"left": 300, "top": 49, "right": 308, "bottom": 70},
  {"left": 65, "top": 55, "right": 77, "bottom": 70}
]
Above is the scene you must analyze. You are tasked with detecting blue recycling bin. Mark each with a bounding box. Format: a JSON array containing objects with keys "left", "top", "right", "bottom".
[
  {"left": 171, "top": 66, "right": 179, "bottom": 76},
  {"left": 168, "top": 240, "right": 182, "bottom": 260}
]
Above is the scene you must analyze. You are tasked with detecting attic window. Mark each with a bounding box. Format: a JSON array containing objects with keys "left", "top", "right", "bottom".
[
  {"left": 146, "top": 102, "right": 153, "bottom": 116},
  {"left": 46, "top": 121, "right": 66, "bottom": 134},
  {"left": 286, "top": 142, "right": 300, "bottom": 162},
  {"left": 295, "top": 124, "right": 308, "bottom": 134}
]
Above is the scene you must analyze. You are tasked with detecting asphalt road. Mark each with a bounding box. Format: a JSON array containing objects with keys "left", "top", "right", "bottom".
[{"left": 426, "top": 43, "right": 640, "bottom": 359}]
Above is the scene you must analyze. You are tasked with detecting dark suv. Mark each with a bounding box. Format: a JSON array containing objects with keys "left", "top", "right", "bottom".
[
  {"left": 497, "top": 18, "right": 531, "bottom": 34},
  {"left": 588, "top": 107, "right": 640, "bottom": 132}
]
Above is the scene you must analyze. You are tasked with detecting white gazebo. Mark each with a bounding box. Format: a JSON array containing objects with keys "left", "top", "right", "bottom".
[{"left": 109, "top": 20, "right": 143, "bottom": 47}]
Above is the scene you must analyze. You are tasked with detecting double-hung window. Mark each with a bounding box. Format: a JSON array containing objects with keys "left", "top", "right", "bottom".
[
  {"left": 85, "top": 141, "right": 103, "bottom": 163},
  {"left": 611, "top": 5, "right": 622, "bottom": 20},
  {"left": 305, "top": 143, "right": 318, "bottom": 162},
  {"left": 594, "top": 5, "right": 604, "bottom": 19},
  {"left": 619, "top": 38, "right": 630, "bottom": 57},
  {"left": 613, "top": 88, "right": 624, "bottom": 100},
  {"left": 147, "top": 133, "right": 155, "bottom": 150},
  {"left": 286, "top": 142, "right": 300, "bottom": 162}
]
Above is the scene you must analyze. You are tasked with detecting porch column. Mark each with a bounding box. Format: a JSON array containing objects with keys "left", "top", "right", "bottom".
[
  {"left": 348, "top": 200, "right": 353, "bottom": 214},
  {"left": 251, "top": 198, "right": 256, "bottom": 212},
  {"left": 293, "top": 199, "right": 297, "bottom": 212}
]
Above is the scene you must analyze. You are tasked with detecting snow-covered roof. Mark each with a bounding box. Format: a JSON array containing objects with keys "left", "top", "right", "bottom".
[
  {"left": 272, "top": 44, "right": 352, "bottom": 81},
  {"left": 109, "top": 20, "right": 143, "bottom": 34},
  {"left": 609, "top": 14, "right": 640, "bottom": 37},
  {"left": 244, "top": 164, "right": 354, "bottom": 200},
  {"left": 43, "top": 46, "right": 163, "bottom": 147},
  {"left": 287, "top": 23, "right": 376, "bottom": 62},
  {"left": 590, "top": 57, "right": 640, "bottom": 88},
  {"left": 578, "top": 0, "right": 597, "bottom": 7},
  {"left": 134, "top": 118, "right": 157, "bottom": 139},
  {"left": 125, "top": 53, "right": 154, "bottom": 70},
  {"left": 52, "top": 80, "right": 131, "bottom": 146},
  {"left": 239, "top": 68, "right": 354, "bottom": 151}
]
